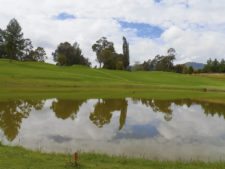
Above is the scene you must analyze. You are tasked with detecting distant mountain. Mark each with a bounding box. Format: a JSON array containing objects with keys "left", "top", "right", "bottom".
[{"left": 184, "top": 62, "right": 205, "bottom": 70}]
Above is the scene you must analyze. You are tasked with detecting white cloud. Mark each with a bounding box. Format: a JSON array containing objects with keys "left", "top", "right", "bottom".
[{"left": 0, "top": 0, "right": 225, "bottom": 65}]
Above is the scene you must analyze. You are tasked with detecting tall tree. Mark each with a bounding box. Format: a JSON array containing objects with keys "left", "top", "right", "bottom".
[
  {"left": 0, "top": 28, "right": 5, "bottom": 58},
  {"left": 22, "top": 38, "right": 33, "bottom": 60},
  {"left": 4, "top": 19, "right": 26, "bottom": 60},
  {"left": 122, "top": 36, "right": 130, "bottom": 69},
  {"left": 92, "top": 37, "right": 114, "bottom": 68}
]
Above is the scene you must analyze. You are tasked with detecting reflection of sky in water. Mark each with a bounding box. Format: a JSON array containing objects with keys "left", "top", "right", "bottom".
[{"left": 0, "top": 98, "right": 225, "bottom": 161}]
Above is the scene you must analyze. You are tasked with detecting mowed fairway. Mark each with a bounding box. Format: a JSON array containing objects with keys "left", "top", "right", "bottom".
[{"left": 0, "top": 59, "right": 225, "bottom": 101}]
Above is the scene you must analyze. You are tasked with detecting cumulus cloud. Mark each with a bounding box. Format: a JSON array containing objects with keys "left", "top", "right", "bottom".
[{"left": 0, "top": 0, "right": 224, "bottom": 65}]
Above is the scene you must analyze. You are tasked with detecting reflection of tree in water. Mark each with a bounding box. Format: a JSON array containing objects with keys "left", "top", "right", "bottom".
[
  {"left": 134, "top": 99, "right": 173, "bottom": 121},
  {"left": 167, "top": 99, "right": 225, "bottom": 119},
  {"left": 51, "top": 99, "right": 86, "bottom": 120},
  {"left": 135, "top": 98, "right": 225, "bottom": 121},
  {"left": 89, "top": 99, "right": 128, "bottom": 130},
  {"left": 196, "top": 101, "right": 225, "bottom": 119},
  {"left": 0, "top": 99, "right": 45, "bottom": 141}
]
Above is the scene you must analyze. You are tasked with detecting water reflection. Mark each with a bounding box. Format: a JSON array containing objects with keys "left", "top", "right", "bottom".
[
  {"left": 1, "top": 98, "right": 225, "bottom": 161},
  {"left": 89, "top": 99, "right": 127, "bottom": 130},
  {"left": 51, "top": 99, "right": 86, "bottom": 120},
  {"left": 0, "top": 99, "right": 45, "bottom": 141}
]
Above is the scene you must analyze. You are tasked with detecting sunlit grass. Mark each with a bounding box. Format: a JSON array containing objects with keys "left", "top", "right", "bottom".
[
  {"left": 0, "top": 59, "right": 225, "bottom": 101},
  {"left": 1, "top": 145, "right": 225, "bottom": 169}
]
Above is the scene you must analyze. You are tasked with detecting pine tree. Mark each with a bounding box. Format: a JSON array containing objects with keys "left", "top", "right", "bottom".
[{"left": 4, "top": 18, "right": 25, "bottom": 60}]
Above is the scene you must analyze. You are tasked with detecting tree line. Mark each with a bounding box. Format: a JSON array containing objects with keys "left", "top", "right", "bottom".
[
  {"left": 132, "top": 48, "right": 194, "bottom": 74},
  {"left": 0, "top": 19, "right": 47, "bottom": 62},
  {"left": 1, "top": 18, "right": 224, "bottom": 74},
  {"left": 203, "top": 59, "right": 225, "bottom": 73}
]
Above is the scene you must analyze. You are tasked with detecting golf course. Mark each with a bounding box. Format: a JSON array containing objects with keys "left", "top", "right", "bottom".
[{"left": 0, "top": 59, "right": 225, "bottom": 101}]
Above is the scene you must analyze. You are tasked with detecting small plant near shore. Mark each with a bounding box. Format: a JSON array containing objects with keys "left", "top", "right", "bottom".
[{"left": 65, "top": 152, "right": 80, "bottom": 168}]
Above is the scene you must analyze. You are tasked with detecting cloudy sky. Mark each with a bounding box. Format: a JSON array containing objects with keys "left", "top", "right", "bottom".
[{"left": 0, "top": 0, "right": 225, "bottom": 65}]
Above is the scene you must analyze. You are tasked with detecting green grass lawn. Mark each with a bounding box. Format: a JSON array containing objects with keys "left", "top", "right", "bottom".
[
  {"left": 0, "top": 59, "right": 225, "bottom": 101},
  {"left": 1, "top": 144, "right": 225, "bottom": 169}
]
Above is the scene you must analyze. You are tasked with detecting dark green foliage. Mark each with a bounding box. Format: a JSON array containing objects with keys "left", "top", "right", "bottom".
[
  {"left": 92, "top": 37, "right": 126, "bottom": 70},
  {"left": 0, "top": 29, "right": 5, "bottom": 58},
  {"left": 203, "top": 58, "right": 225, "bottom": 73},
  {"left": 0, "top": 18, "right": 46, "bottom": 62},
  {"left": 26, "top": 47, "right": 47, "bottom": 62},
  {"left": 188, "top": 66, "right": 194, "bottom": 74},
  {"left": 174, "top": 64, "right": 186, "bottom": 73},
  {"left": 101, "top": 49, "right": 124, "bottom": 70},
  {"left": 133, "top": 48, "right": 176, "bottom": 72},
  {"left": 22, "top": 38, "right": 33, "bottom": 60},
  {"left": 3, "top": 19, "right": 25, "bottom": 60},
  {"left": 122, "top": 36, "right": 130, "bottom": 69},
  {"left": 92, "top": 37, "right": 115, "bottom": 68},
  {"left": 174, "top": 64, "right": 193, "bottom": 74},
  {"left": 53, "top": 42, "right": 90, "bottom": 66}
]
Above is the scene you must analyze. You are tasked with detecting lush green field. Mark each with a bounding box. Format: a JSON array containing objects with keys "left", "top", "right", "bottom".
[
  {"left": 1, "top": 144, "right": 225, "bottom": 169},
  {"left": 0, "top": 59, "right": 225, "bottom": 101}
]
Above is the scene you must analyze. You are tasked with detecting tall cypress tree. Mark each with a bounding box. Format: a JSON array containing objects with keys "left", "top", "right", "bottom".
[{"left": 122, "top": 36, "right": 130, "bottom": 69}]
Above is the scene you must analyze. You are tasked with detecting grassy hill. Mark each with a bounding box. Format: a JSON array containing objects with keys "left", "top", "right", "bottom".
[{"left": 0, "top": 59, "right": 225, "bottom": 101}]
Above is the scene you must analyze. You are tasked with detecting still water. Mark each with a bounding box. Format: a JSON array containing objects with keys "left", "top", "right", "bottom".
[{"left": 1, "top": 98, "right": 225, "bottom": 161}]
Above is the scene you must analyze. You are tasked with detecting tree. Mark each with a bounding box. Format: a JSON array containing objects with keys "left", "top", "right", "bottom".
[
  {"left": 30, "top": 47, "right": 47, "bottom": 62},
  {"left": 174, "top": 64, "right": 186, "bottom": 73},
  {"left": 188, "top": 66, "right": 194, "bottom": 74},
  {"left": 0, "top": 29, "right": 5, "bottom": 58},
  {"left": 3, "top": 19, "right": 26, "bottom": 60},
  {"left": 22, "top": 38, "right": 33, "bottom": 61},
  {"left": 92, "top": 37, "right": 115, "bottom": 68},
  {"left": 53, "top": 41, "right": 90, "bottom": 66},
  {"left": 220, "top": 59, "right": 225, "bottom": 72},
  {"left": 167, "top": 48, "right": 176, "bottom": 57},
  {"left": 122, "top": 36, "right": 130, "bottom": 69}
]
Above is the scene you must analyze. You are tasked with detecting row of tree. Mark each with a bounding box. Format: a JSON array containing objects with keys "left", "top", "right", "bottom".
[
  {"left": 203, "top": 59, "right": 225, "bottom": 73},
  {"left": 52, "top": 36, "right": 130, "bottom": 69},
  {"left": 132, "top": 48, "right": 195, "bottom": 74},
  {"left": 0, "top": 19, "right": 47, "bottom": 62},
  {"left": 1, "top": 19, "right": 225, "bottom": 74},
  {"left": 92, "top": 37, "right": 130, "bottom": 70}
]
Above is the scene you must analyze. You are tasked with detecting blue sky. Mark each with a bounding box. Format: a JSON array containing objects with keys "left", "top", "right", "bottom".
[
  {"left": 118, "top": 20, "right": 164, "bottom": 39},
  {"left": 55, "top": 12, "right": 76, "bottom": 20},
  {"left": 0, "top": 0, "right": 225, "bottom": 65}
]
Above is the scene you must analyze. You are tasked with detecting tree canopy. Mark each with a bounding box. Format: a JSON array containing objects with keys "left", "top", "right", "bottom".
[
  {"left": 53, "top": 42, "right": 90, "bottom": 66},
  {"left": 203, "top": 59, "right": 225, "bottom": 73},
  {"left": 92, "top": 37, "right": 130, "bottom": 70},
  {"left": 0, "top": 18, "right": 47, "bottom": 62}
]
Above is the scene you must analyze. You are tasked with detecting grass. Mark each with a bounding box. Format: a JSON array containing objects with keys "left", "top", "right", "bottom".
[
  {"left": 0, "top": 59, "right": 225, "bottom": 101},
  {"left": 1, "top": 145, "right": 225, "bottom": 169},
  {"left": 1, "top": 59, "right": 225, "bottom": 168}
]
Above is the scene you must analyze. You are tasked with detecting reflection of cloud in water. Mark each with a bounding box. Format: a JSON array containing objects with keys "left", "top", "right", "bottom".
[
  {"left": 1, "top": 98, "right": 225, "bottom": 161},
  {"left": 114, "top": 123, "right": 159, "bottom": 139},
  {"left": 48, "top": 135, "right": 73, "bottom": 144}
]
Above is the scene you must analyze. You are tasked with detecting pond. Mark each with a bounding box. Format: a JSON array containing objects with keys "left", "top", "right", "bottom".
[{"left": 0, "top": 98, "right": 225, "bottom": 161}]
